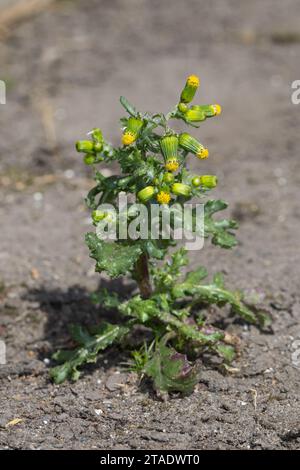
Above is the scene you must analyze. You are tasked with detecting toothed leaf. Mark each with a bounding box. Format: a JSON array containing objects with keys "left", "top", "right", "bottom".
[
  {"left": 50, "top": 322, "right": 127, "bottom": 384},
  {"left": 86, "top": 233, "right": 142, "bottom": 278},
  {"left": 204, "top": 200, "right": 238, "bottom": 249}
]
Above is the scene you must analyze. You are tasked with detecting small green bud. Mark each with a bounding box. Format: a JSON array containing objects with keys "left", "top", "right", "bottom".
[
  {"left": 137, "top": 186, "right": 155, "bottom": 202},
  {"left": 76, "top": 140, "right": 94, "bottom": 153},
  {"left": 93, "top": 141, "right": 103, "bottom": 152},
  {"left": 163, "top": 172, "right": 175, "bottom": 184},
  {"left": 83, "top": 154, "right": 95, "bottom": 165},
  {"left": 200, "top": 175, "right": 218, "bottom": 189},
  {"left": 178, "top": 102, "right": 188, "bottom": 113},
  {"left": 92, "top": 210, "right": 107, "bottom": 223},
  {"left": 192, "top": 176, "right": 201, "bottom": 187},
  {"left": 185, "top": 108, "right": 206, "bottom": 122},
  {"left": 171, "top": 183, "right": 191, "bottom": 197},
  {"left": 91, "top": 128, "right": 103, "bottom": 142},
  {"left": 188, "top": 104, "right": 222, "bottom": 119}
]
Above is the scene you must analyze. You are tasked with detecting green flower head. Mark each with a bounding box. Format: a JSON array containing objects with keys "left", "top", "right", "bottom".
[{"left": 179, "top": 133, "right": 209, "bottom": 159}]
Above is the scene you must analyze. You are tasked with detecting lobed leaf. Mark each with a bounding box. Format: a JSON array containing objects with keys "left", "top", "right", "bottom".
[
  {"left": 204, "top": 200, "right": 238, "bottom": 249},
  {"left": 86, "top": 233, "right": 142, "bottom": 278},
  {"left": 50, "top": 322, "right": 127, "bottom": 384}
]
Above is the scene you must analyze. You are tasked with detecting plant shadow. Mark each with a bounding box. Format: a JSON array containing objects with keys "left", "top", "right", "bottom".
[{"left": 25, "top": 278, "right": 138, "bottom": 380}]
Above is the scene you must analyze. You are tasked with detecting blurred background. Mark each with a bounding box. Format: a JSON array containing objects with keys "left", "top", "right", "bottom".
[
  {"left": 1, "top": 0, "right": 299, "bottom": 288},
  {"left": 0, "top": 0, "right": 300, "bottom": 451},
  {"left": 1, "top": 0, "right": 300, "bottom": 169}
]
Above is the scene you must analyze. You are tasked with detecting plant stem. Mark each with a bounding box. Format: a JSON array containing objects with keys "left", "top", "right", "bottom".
[{"left": 135, "top": 253, "right": 152, "bottom": 299}]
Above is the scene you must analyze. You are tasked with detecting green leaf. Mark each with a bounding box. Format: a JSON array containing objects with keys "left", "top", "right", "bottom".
[
  {"left": 255, "top": 310, "right": 272, "bottom": 329},
  {"left": 172, "top": 276, "right": 258, "bottom": 324},
  {"left": 204, "top": 200, "right": 238, "bottom": 249},
  {"left": 215, "top": 343, "right": 236, "bottom": 363},
  {"left": 142, "top": 240, "right": 167, "bottom": 260},
  {"left": 50, "top": 322, "right": 126, "bottom": 384},
  {"left": 120, "top": 96, "right": 138, "bottom": 117},
  {"left": 86, "top": 184, "right": 103, "bottom": 209},
  {"left": 90, "top": 288, "right": 121, "bottom": 309},
  {"left": 152, "top": 248, "right": 189, "bottom": 292},
  {"left": 86, "top": 233, "right": 142, "bottom": 278},
  {"left": 185, "top": 266, "right": 208, "bottom": 285},
  {"left": 70, "top": 324, "right": 93, "bottom": 346},
  {"left": 144, "top": 340, "right": 200, "bottom": 394},
  {"left": 90, "top": 128, "right": 103, "bottom": 143},
  {"left": 213, "top": 272, "right": 225, "bottom": 288},
  {"left": 120, "top": 296, "right": 159, "bottom": 323}
]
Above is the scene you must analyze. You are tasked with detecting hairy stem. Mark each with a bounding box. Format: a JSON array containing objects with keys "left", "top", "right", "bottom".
[{"left": 135, "top": 253, "right": 152, "bottom": 299}]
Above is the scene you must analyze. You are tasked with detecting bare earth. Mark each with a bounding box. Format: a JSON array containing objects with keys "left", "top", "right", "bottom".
[{"left": 0, "top": 0, "right": 300, "bottom": 449}]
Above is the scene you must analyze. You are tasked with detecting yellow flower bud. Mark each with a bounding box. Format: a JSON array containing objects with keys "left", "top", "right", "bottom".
[
  {"left": 156, "top": 191, "right": 171, "bottom": 205},
  {"left": 122, "top": 117, "right": 143, "bottom": 146},
  {"left": 180, "top": 75, "right": 200, "bottom": 104},
  {"left": 187, "top": 75, "right": 200, "bottom": 87},
  {"left": 179, "top": 133, "right": 208, "bottom": 159}
]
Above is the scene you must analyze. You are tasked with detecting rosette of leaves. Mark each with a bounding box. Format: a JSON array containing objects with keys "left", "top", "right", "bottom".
[{"left": 50, "top": 76, "right": 271, "bottom": 394}]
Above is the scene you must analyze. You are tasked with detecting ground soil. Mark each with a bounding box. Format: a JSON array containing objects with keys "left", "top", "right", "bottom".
[{"left": 0, "top": 0, "right": 300, "bottom": 450}]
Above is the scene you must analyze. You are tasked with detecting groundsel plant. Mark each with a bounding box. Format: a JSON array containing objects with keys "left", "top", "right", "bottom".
[{"left": 50, "top": 75, "right": 271, "bottom": 395}]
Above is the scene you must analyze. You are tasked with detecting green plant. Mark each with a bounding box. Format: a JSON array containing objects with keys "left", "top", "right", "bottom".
[{"left": 50, "top": 75, "right": 271, "bottom": 394}]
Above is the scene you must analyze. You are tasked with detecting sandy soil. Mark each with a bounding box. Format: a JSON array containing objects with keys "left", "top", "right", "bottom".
[{"left": 0, "top": 0, "right": 300, "bottom": 449}]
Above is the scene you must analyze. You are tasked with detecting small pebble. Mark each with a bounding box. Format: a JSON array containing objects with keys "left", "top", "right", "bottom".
[
  {"left": 33, "top": 192, "right": 43, "bottom": 202},
  {"left": 64, "top": 169, "right": 74, "bottom": 179}
]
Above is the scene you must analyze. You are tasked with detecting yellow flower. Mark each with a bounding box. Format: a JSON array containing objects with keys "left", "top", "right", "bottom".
[
  {"left": 196, "top": 148, "right": 209, "bottom": 159},
  {"left": 121, "top": 117, "right": 143, "bottom": 146},
  {"left": 122, "top": 131, "right": 136, "bottom": 146},
  {"left": 212, "top": 104, "right": 222, "bottom": 116},
  {"left": 165, "top": 158, "right": 179, "bottom": 172},
  {"left": 187, "top": 75, "right": 200, "bottom": 88},
  {"left": 156, "top": 191, "right": 171, "bottom": 204}
]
